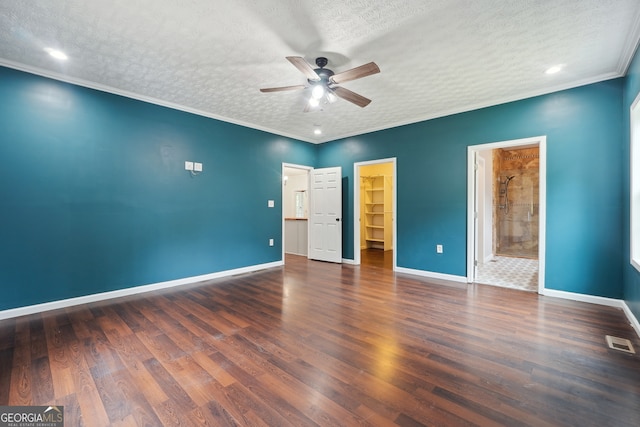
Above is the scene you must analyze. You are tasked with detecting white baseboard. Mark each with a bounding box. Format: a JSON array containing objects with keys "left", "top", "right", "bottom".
[
  {"left": 342, "top": 258, "right": 356, "bottom": 265},
  {"left": 541, "top": 288, "right": 624, "bottom": 308},
  {"left": 394, "top": 266, "right": 468, "bottom": 283},
  {"left": 542, "top": 289, "right": 640, "bottom": 338},
  {"left": 0, "top": 260, "right": 284, "bottom": 321},
  {"left": 622, "top": 301, "right": 640, "bottom": 338}
]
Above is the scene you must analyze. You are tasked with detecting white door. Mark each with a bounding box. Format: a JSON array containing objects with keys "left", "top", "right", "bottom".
[{"left": 308, "top": 167, "right": 342, "bottom": 263}]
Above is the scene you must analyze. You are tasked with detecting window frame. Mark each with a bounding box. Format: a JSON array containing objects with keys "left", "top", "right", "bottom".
[{"left": 630, "top": 92, "right": 640, "bottom": 272}]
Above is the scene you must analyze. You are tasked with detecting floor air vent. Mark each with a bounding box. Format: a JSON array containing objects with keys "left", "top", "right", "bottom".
[{"left": 605, "top": 335, "right": 635, "bottom": 354}]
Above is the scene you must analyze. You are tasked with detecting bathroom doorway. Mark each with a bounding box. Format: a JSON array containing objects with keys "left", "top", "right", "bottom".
[
  {"left": 467, "top": 137, "right": 546, "bottom": 293},
  {"left": 354, "top": 158, "right": 397, "bottom": 270}
]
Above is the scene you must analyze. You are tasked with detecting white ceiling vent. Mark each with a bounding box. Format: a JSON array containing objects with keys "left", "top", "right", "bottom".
[{"left": 605, "top": 335, "right": 635, "bottom": 354}]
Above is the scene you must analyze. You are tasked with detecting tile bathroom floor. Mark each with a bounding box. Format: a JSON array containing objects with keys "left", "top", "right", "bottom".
[{"left": 475, "top": 255, "right": 538, "bottom": 292}]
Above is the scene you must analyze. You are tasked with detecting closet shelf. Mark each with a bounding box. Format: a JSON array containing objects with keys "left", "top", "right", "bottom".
[{"left": 361, "top": 174, "right": 392, "bottom": 251}]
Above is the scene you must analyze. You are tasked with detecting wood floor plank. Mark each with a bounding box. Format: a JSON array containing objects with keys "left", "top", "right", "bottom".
[
  {"left": 201, "top": 400, "right": 242, "bottom": 426},
  {"left": 1, "top": 254, "right": 639, "bottom": 426},
  {"left": 0, "top": 347, "right": 13, "bottom": 405},
  {"left": 141, "top": 303, "right": 215, "bottom": 356},
  {"left": 222, "top": 382, "right": 294, "bottom": 427},
  {"left": 142, "top": 357, "right": 197, "bottom": 411},
  {"left": 31, "top": 356, "right": 54, "bottom": 404},
  {"left": 57, "top": 393, "right": 85, "bottom": 427},
  {"left": 66, "top": 336, "right": 111, "bottom": 426},
  {"left": 110, "top": 367, "right": 164, "bottom": 426},
  {"left": 90, "top": 367, "right": 130, "bottom": 424},
  {"left": 190, "top": 351, "right": 237, "bottom": 388},
  {"left": 171, "top": 356, "right": 218, "bottom": 407},
  {"left": 0, "top": 318, "right": 16, "bottom": 352},
  {"left": 153, "top": 399, "right": 197, "bottom": 427},
  {"left": 8, "top": 318, "right": 32, "bottom": 406},
  {"left": 257, "top": 369, "right": 366, "bottom": 426}
]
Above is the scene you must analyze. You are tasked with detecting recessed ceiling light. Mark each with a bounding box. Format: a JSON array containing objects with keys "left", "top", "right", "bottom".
[
  {"left": 545, "top": 65, "right": 563, "bottom": 75},
  {"left": 314, "top": 128, "right": 322, "bottom": 135},
  {"left": 44, "top": 48, "right": 68, "bottom": 60}
]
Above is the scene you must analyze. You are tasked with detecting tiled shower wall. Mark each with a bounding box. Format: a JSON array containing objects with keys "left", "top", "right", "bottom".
[{"left": 493, "top": 147, "right": 539, "bottom": 258}]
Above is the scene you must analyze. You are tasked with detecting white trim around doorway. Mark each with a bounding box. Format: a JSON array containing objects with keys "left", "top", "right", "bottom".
[
  {"left": 353, "top": 158, "right": 398, "bottom": 269},
  {"left": 466, "top": 136, "right": 547, "bottom": 294}
]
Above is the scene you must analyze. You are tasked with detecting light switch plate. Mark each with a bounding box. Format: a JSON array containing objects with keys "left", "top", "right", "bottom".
[
  {"left": 185, "top": 161, "right": 194, "bottom": 171},
  {"left": 194, "top": 162, "right": 203, "bottom": 172},
  {"left": 269, "top": 238, "right": 274, "bottom": 246},
  {"left": 268, "top": 200, "right": 275, "bottom": 208}
]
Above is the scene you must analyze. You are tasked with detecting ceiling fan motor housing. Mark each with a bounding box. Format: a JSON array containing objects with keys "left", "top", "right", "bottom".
[
  {"left": 315, "top": 57, "right": 328, "bottom": 68},
  {"left": 311, "top": 57, "right": 334, "bottom": 84}
]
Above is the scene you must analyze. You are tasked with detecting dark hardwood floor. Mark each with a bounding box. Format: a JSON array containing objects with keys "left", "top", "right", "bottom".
[
  {"left": 1, "top": 254, "right": 639, "bottom": 426},
  {"left": 360, "top": 248, "right": 393, "bottom": 270}
]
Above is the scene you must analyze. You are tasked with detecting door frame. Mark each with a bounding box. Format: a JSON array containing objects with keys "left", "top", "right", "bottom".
[
  {"left": 282, "top": 163, "right": 313, "bottom": 263},
  {"left": 466, "top": 136, "right": 546, "bottom": 293},
  {"left": 353, "top": 158, "right": 397, "bottom": 269},
  {"left": 473, "top": 153, "right": 485, "bottom": 279}
]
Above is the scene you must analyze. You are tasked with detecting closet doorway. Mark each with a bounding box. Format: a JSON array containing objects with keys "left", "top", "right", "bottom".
[{"left": 354, "top": 158, "right": 397, "bottom": 269}]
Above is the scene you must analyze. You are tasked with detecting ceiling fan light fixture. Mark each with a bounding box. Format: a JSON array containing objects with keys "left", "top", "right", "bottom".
[
  {"left": 311, "top": 84, "right": 325, "bottom": 99},
  {"left": 308, "top": 97, "right": 320, "bottom": 107}
]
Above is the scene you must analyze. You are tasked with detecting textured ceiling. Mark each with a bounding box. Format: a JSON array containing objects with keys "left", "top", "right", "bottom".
[{"left": 1, "top": 0, "right": 640, "bottom": 143}]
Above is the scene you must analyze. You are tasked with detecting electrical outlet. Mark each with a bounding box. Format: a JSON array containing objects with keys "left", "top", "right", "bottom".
[
  {"left": 269, "top": 238, "right": 274, "bottom": 246},
  {"left": 185, "top": 161, "right": 194, "bottom": 171},
  {"left": 436, "top": 244, "right": 443, "bottom": 253},
  {"left": 268, "top": 200, "right": 275, "bottom": 208}
]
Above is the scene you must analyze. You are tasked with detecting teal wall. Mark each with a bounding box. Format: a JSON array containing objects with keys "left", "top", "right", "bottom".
[
  {"left": 623, "top": 47, "right": 640, "bottom": 321},
  {"left": 318, "top": 80, "right": 624, "bottom": 299},
  {"left": 0, "top": 66, "right": 315, "bottom": 311},
  {"left": 0, "top": 64, "right": 630, "bottom": 312}
]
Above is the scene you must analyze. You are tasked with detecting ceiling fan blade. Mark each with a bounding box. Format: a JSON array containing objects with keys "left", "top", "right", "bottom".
[
  {"left": 260, "top": 85, "right": 305, "bottom": 93},
  {"left": 330, "top": 62, "right": 380, "bottom": 84},
  {"left": 286, "top": 56, "right": 320, "bottom": 81},
  {"left": 332, "top": 86, "right": 372, "bottom": 108}
]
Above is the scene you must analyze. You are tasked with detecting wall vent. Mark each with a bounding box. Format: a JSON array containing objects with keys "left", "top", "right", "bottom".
[{"left": 605, "top": 335, "right": 635, "bottom": 354}]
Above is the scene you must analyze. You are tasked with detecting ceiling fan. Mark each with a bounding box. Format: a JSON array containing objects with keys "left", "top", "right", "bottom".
[{"left": 260, "top": 56, "right": 380, "bottom": 110}]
